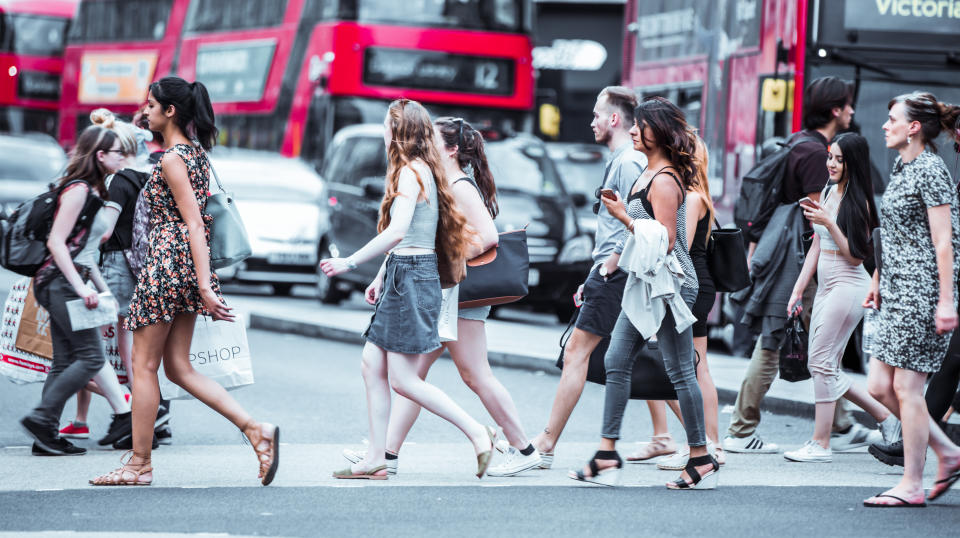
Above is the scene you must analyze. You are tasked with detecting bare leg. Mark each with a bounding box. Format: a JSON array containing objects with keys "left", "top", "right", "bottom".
[
  {"left": 127, "top": 320, "right": 171, "bottom": 465},
  {"left": 75, "top": 389, "right": 92, "bottom": 424},
  {"left": 812, "top": 401, "right": 837, "bottom": 448},
  {"left": 385, "top": 348, "right": 442, "bottom": 454},
  {"left": 694, "top": 336, "right": 718, "bottom": 444},
  {"left": 387, "top": 351, "right": 489, "bottom": 453},
  {"left": 843, "top": 383, "right": 891, "bottom": 423},
  {"left": 537, "top": 328, "right": 603, "bottom": 453},
  {"left": 355, "top": 342, "right": 390, "bottom": 473},
  {"left": 92, "top": 360, "right": 130, "bottom": 414},
  {"left": 446, "top": 319, "right": 530, "bottom": 448},
  {"left": 117, "top": 316, "right": 134, "bottom": 389}
]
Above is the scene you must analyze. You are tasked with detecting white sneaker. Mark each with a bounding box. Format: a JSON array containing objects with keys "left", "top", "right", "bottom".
[
  {"left": 495, "top": 439, "right": 553, "bottom": 469},
  {"left": 342, "top": 448, "right": 398, "bottom": 475},
  {"left": 831, "top": 423, "right": 877, "bottom": 452},
  {"left": 487, "top": 446, "right": 543, "bottom": 477},
  {"left": 657, "top": 441, "right": 715, "bottom": 470},
  {"left": 784, "top": 440, "right": 832, "bottom": 462},
  {"left": 722, "top": 434, "right": 779, "bottom": 454}
]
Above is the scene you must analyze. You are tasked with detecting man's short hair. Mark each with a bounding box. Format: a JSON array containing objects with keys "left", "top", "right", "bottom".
[
  {"left": 599, "top": 86, "right": 638, "bottom": 128},
  {"left": 803, "top": 76, "right": 854, "bottom": 130}
]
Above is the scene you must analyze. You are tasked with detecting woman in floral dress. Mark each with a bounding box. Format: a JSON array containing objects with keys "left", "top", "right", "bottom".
[
  {"left": 90, "top": 77, "right": 279, "bottom": 487},
  {"left": 863, "top": 92, "right": 960, "bottom": 507}
]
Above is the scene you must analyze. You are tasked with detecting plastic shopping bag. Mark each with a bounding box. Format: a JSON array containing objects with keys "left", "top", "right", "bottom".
[
  {"left": 438, "top": 284, "right": 459, "bottom": 342},
  {"left": 778, "top": 315, "right": 811, "bottom": 382},
  {"left": 158, "top": 314, "right": 254, "bottom": 400}
]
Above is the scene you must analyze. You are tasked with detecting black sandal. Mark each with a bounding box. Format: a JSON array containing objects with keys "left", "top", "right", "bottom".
[
  {"left": 568, "top": 450, "right": 623, "bottom": 487},
  {"left": 667, "top": 454, "right": 719, "bottom": 490}
]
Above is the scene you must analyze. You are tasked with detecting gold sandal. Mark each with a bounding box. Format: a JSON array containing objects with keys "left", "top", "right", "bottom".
[
  {"left": 243, "top": 420, "right": 279, "bottom": 486},
  {"left": 89, "top": 451, "right": 152, "bottom": 486}
]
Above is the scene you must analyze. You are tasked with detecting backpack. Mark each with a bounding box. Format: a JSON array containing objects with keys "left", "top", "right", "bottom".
[
  {"left": 0, "top": 180, "right": 95, "bottom": 276},
  {"left": 734, "top": 134, "right": 819, "bottom": 242},
  {"left": 123, "top": 184, "right": 152, "bottom": 277}
]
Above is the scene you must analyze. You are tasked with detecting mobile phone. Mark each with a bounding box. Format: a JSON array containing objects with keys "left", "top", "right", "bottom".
[
  {"left": 600, "top": 188, "right": 616, "bottom": 200},
  {"left": 798, "top": 196, "right": 817, "bottom": 207}
]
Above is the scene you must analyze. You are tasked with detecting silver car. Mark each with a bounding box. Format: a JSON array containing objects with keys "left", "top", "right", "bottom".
[
  {"left": 209, "top": 149, "right": 328, "bottom": 296},
  {"left": 0, "top": 134, "right": 67, "bottom": 216}
]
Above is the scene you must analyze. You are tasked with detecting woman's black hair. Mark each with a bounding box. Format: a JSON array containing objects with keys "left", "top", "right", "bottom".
[
  {"left": 149, "top": 76, "right": 218, "bottom": 150},
  {"left": 829, "top": 133, "right": 879, "bottom": 261},
  {"left": 633, "top": 96, "right": 698, "bottom": 190},
  {"left": 435, "top": 117, "right": 498, "bottom": 218}
]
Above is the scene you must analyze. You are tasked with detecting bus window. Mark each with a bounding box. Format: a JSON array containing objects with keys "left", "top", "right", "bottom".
[
  {"left": 186, "top": 0, "right": 288, "bottom": 32},
  {"left": 637, "top": 83, "right": 703, "bottom": 129},
  {"left": 0, "top": 13, "right": 69, "bottom": 56},
  {"left": 68, "top": 0, "right": 173, "bottom": 43},
  {"left": 339, "top": 0, "right": 525, "bottom": 32}
]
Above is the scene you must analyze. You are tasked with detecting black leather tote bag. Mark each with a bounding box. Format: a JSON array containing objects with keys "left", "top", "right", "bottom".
[
  {"left": 555, "top": 308, "right": 678, "bottom": 400},
  {"left": 707, "top": 220, "right": 751, "bottom": 292},
  {"left": 458, "top": 229, "right": 529, "bottom": 309}
]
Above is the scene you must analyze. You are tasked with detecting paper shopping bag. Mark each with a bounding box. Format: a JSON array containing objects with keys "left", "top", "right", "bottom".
[
  {"left": 15, "top": 281, "right": 53, "bottom": 360},
  {"left": 438, "top": 284, "right": 459, "bottom": 342},
  {"left": 158, "top": 314, "right": 254, "bottom": 400},
  {"left": 1, "top": 278, "right": 52, "bottom": 383}
]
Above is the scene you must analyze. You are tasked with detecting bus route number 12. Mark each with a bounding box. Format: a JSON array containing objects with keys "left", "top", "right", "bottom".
[{"left": 474, "top": 62, "right": 500, "bottom": 91}]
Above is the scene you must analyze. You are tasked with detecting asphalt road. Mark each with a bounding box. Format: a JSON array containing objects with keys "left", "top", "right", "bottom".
[{"left": 1, "top": 272, "right": 958, "bottom": 537}]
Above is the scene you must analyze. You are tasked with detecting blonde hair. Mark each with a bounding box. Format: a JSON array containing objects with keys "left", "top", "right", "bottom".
[
  {"left": 690, "top": 136, "right": 715, "bottom": 243},
  {"left": 90, "top": 108, "right": 137, "bottom": 155}
]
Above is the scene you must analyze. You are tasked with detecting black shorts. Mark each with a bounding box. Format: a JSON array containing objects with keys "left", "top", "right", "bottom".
[
  {"left": 691, "top": 281, "right": 716, "bottom": 338},
  {"left": 575, "top": 265, "right": 627, "bottom": 338}
]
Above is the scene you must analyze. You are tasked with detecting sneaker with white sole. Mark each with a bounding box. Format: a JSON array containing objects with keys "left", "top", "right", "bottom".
[
  {"left": 784, "top": 440, "right": 832, "bottom": 462},
  {"left": 657, "top": 441, "right": 715, "bottom": 470},
  {"left": 495, "top": 439, "right": 553, "bottom": 469},
  {"left": 487, "top": 446, "right": 542, "bottom": 477},
  {"left": 722, "top": 434, "right": 779, "bottom": 454},
  {"left": 342, "top": 448, "right": 398, "bottom": 475},
  {"left": 831, "top": 423, "right": 879, "bottom": 452},
  {"left": 878, "top": 415, "right": 901, "bottom": 445}
]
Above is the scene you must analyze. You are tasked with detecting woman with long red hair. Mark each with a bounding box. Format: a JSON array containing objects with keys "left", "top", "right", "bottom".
[{"left": 321, "top": 99, "right": 495, "bottom": 480}]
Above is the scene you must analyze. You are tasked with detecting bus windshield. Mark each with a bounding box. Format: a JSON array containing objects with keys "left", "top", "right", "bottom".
[
  {"left": 1, "top": 14, "right": 69, "bottom": 56},
  {"left": 185, "top": 0, "right": 288, "bottom": 33},
  {"left": 344, "top": 0, "right": 524, "bottom": 33},
  {"left": 68, "top": 0, "right": 173, "bottom": 43}
]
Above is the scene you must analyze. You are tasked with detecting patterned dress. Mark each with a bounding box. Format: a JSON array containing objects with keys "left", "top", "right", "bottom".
[
  {"left": 125, "top": 144, "right": 224, "bottom": 330},
  {"left": 875, "top": 151, "right": 960, "bottom": 373}
]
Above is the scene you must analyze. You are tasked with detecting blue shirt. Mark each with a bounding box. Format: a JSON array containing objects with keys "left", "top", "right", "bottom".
[{"left": 593, "top": 142, "right": 647, "bottom": 262}]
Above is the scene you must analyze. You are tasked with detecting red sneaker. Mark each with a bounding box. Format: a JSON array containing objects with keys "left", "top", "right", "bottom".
[{"left": 59, "top": 422, "right": 89, "bottom": 439}]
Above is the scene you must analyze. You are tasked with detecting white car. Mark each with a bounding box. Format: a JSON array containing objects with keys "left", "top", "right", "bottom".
[
  {"left": 0, "top": 134, "right": 67, "bottom": 216},
  {"left": 209, "top": 149, "right": 328, "bottom": 295}
]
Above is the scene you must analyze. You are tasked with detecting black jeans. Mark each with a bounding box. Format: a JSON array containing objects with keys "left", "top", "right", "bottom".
[
  {"left": 927, "top": 329, "right": 960, "bottom": 421},
  {"left": 24, "top": 275, "right": 105, "bottom": 432}
]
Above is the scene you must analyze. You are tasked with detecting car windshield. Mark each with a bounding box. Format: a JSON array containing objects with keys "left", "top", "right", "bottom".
[
  {"left": 210, "top": 158, "right": 322, "bottom": 201},
  {"left": 0, "top": 141, "right": 66, "bottom": 181},
  {"left": 485, "top": 142, "right": 563, "bottom": 196},
  {"left": 554, "top": 158, "right": 605, "bottom": 196}
]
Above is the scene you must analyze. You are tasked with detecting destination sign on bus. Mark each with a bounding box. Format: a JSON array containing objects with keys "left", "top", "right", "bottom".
[
  {"left": 363, "top": 47, "right": 514, "bottom": 96},
  {"left": 195, "top": 40, "right": 276, "bottom": 103},
  {"left": 844, "top": 0, "right": 960, "bottom": 34},
  {"left": 78, "top": 52, "right": 158, "bottom": 104},
  {"left": 631, "top": 1, "right": 760, "bottom": 62}
]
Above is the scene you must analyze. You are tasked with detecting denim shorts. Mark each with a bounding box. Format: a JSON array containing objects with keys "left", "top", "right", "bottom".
[
  {"left": 459, "top": 305, "right": 491, "bottom": 321},
  {"left": 100, "top": 250, "right": 136, "bottom": 318},
  {"left": 364, "top": 254, "right": 442, "bottom": 355},
  {"left": 575, "top": 264, "right": 627, "bottom": 337}
]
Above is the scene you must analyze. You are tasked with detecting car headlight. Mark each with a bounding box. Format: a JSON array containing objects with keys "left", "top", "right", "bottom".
[{"left": 557, "top": 235, "right": 593, "bottom": 264}]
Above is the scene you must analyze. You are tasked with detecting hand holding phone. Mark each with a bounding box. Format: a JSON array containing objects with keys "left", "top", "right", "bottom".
[
  {"left": 600, "top": 188, "right": 617, "bottom": 200},
  {"left": 799, "top": 196, "right": 819, "bottom": 209}
]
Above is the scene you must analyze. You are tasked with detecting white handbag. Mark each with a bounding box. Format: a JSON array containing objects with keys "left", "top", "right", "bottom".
[
  {"left": 158, "top": 314, "right": 254, "bottom": 400},
  {"left": 438, "top": 284, "right": 459, "bottom": 342}
]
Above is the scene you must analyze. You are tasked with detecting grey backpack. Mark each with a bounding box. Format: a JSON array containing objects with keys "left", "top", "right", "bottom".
[{"left": 123, "top": 185, "right": 152, "bottom": 276}]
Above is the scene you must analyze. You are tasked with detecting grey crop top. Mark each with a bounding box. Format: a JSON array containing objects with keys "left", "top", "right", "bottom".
[
  {"left": 812, "top": 185, "right": 841, "bottom": 252},
  {"left": 391, "top": 163, "right": 438, "bottom": 250}
]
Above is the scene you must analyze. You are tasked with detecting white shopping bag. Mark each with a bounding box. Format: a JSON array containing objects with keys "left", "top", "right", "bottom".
[
  {"left": 1, "top": 279, "right": 127, "bottom": 385},
  {"left": 438, "top": 284, "right": 459, "bottom": 342},
  {"left": 158, "top": 314, "right": 254, "bottom": 400},
  {"left": 0, "top": 278, "right": 51, "bottom": 384}
]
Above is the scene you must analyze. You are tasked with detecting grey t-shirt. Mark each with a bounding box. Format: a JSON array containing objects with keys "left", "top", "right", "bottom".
[{"left": 593, "top": 142, "right": 647, "bottom": 262}]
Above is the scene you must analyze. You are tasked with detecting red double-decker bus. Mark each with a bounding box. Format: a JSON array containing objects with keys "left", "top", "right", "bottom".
[
  {"left": 57, "top": 0, "right": 191, "bottom": 148},
  {"left": 176, "top": 0, "right": 535, "bottom": 164},
  {"left": 0, "top": 0, "right": 77, "bottom": 135}
]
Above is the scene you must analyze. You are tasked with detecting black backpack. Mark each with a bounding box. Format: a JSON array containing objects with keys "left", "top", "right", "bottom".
[
  {"left": 0, "top": 180, "right": 96, "bottom": 276},
  {"left": 734, "top": 134, "right": 819, "bottom": 242}
]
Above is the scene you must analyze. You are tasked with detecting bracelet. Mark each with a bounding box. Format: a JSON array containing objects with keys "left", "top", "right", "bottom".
[{"left": 345, "top": 257, "right": 358, "bottom": 270}]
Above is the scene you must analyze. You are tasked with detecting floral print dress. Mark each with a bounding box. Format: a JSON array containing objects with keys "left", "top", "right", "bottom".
[
  {"left": 125, "top": 144, "right": 224, "bottom": 330},
  {"left": 875, "top": 151, "right": 960, "bottom": 373}
]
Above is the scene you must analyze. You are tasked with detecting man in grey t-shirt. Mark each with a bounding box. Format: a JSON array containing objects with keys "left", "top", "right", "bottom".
[{"left": 528, "top": 87, "right": 646, "bottom": 464}]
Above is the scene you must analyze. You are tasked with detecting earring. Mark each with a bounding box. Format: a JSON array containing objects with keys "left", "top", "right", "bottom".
[{"left": 907, "top": 135, "right": 912, "bottom": 145}]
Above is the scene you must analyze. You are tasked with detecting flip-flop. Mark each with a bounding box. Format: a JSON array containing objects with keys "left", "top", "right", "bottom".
[
  {"left": 863, "top": 493, "right": 926, "bottom": 508},
  {"left": 332, "top": 464, "right": 388, "bottom": 480},
  {"left": 927, "top": 465, "right": 960, "bottom": 501}
]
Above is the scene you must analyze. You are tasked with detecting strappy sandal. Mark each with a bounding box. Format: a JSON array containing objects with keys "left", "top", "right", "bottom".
[
  {"left": 568, "top": 450, "right": 623, "bottom": 486},
  {"left": 333, "top": 464, "right": 388, "bottom": 480},
  {"left": 89, "top": 451, "right": 152, "bottom": 486},
  {"left": 626, "top": 434, "right": 678, "bottom": 463},
  {"left": 243, "top": 420, "right": 279, "bottom": 486},
  {"left": 667, "top": 454, "right": 719, "bottom": 490},
  {"left": 475, "top": 425, "right": 497, "bottom": 479}
]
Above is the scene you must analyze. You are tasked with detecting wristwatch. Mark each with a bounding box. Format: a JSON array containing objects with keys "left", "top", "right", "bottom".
[{"left": 598, "top": 265, "right": 609, "bottom": 278}]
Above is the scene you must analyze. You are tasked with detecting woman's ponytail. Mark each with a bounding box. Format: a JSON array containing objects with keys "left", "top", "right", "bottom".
[
  {"left": 937, "top": 101, "right": 960, "bottom": 143},
  {"left": 190, "top": 81, "right": 218, "bottom": 150},
  {"left": 149, "top": 76, "right": 219, "bottom": 150}
]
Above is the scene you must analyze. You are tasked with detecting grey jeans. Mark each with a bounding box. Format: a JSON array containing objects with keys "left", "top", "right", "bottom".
[
  {"left": 601, "top": 287, "right": 706, "bottom": 447},
  {"left": 26, "top": 275, "right": 105, "bottom": 431}
]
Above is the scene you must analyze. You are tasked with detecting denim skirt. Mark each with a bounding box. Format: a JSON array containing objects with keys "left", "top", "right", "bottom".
[
  {"left": 364, "top": 253, "right": 442, "bottom": 354},
  {"left": 100, "top": 251, "right": 136, "bottom": 318}
]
